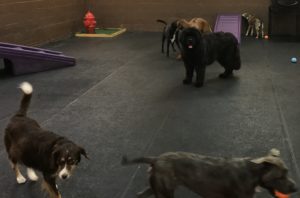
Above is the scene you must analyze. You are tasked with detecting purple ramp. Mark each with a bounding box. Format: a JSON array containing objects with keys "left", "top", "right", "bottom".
[
  {"left": 214, "top": 14, "right": 241, "bottom": 43},
  {"left": 0, "top": 42, "right": 76, "bottom": 75}
]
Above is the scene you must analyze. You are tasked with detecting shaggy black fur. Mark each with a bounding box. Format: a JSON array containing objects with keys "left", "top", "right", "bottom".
[
  {"left": 157, "top": 19, "right": 180, "bottom": 57},
  {"left": 179, "top": 27, "right": 241, "bottom": 87}
]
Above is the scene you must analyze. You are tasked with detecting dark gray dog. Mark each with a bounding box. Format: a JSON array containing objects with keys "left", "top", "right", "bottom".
[
  {"left": 122, "top": 149, "right": 297, "bottom": 198},
  {"left": 156, "top": 19, "right": 180, "bottom": 57}
]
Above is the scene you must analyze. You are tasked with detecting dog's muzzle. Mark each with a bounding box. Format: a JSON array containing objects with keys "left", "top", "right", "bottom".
[
  {"left": 58, "top": 165, "right": 73, "bottom": 180},
  {"left": 61, "top": 175, "right": 68, "bottom": 180},
  {"left": 58, "top": 172, "right": 70, "bottom": 180}
]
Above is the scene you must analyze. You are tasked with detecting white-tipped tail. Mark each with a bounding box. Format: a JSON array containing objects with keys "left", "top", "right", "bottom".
[{"left": 19, "top": 82, "right": 33, "bottom": 95}]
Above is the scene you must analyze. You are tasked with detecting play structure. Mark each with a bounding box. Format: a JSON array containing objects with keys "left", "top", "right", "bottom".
[
  {"left": 0, "top": 42, "right": 76, "bottom": 75},
  {"left": 214, "top": 14, "right": 242, "bottom": 43}
]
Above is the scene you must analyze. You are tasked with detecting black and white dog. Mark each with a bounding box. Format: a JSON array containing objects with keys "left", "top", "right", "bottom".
[
  {"left": 157, "top": 19, "right": 180, "bottom": 57},
  {"left": 4, "top": 82, "right": 88, "bottom": 198},
  {"left": 179, "top": 28, "right": 241, "bottom": 87}
]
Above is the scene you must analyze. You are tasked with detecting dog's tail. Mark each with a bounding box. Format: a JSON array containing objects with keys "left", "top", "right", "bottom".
[
  {"left": 121, "top": 155, "right": 157, "bottom": 166},
  {"left": 156, "top": 19, "right": 167, "bottom": 26},
  {"left": 16, "top": 82, "right": 33, "bottom": 116}
]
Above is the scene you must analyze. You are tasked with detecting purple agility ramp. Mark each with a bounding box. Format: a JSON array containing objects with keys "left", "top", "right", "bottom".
[
  {"left": 0, "top": 42, "right": 76, "bottom": 75},
  {"left": 214, "top": 14, "right": 241, "bottom": 43}
]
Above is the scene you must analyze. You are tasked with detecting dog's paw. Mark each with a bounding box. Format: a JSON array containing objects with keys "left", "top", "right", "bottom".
[
  {"left": 17, "top": 175, "right": 27, "bottom": 184},
  {"left": 219, "top": 72, "right": 233, "bottom": 79},
  {"left": 194, "top": 82, "right": 204, "bottom": 88},
  {"left": 27, "top": 168, "right": 39, "bottom": 181},
  {"left": 183, "top": 79, "right": 192, "bottom": 85},
  {"left": 176, "top": 54, "right": 182, "bottom": 60}
]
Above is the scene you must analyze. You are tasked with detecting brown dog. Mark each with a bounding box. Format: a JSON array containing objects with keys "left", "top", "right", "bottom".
[
  {"left": 177, "top": 18, "right": 212, "bottom": 33},
  {"left": 122, "top": 149, "right": 297, "bottom": 198}
]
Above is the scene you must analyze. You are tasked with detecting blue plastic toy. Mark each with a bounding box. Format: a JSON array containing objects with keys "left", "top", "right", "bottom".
[{"left": 291, "top": 57, "right": 297, "bottom": 63}]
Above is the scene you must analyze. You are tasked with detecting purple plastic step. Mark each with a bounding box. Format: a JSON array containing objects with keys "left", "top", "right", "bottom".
[
  {"left": 0, "top": 42, "right": 76, "bottom": 75},
  {"left": 214, "top": 14, "right": 241, "bottom": 43}
]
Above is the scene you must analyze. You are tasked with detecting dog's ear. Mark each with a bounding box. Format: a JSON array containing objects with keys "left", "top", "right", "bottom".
[
  {"left": 251, "top": 149, "right": 287, "bottom": 182},
  {"left": 251, "top": 149, "right": 283, "bottom": 166},
  {"left": 51, "top": 145, "right": 61, "bottom": 166},
  {"left": 251, "top": 158, "right": 283, "bottom": 182},
  {"left": 51, "top": 144, "right": 60, "bottom": 158},
  {"left": 79, "top": 147, "right": 89, "bottom": 159}
]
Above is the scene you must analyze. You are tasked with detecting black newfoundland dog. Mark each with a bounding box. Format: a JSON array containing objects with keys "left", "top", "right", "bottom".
[{"left": 179, "top": 28, "right": 241, "bottom": 87}]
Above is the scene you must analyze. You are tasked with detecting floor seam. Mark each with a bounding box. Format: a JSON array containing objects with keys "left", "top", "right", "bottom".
[
  {"left": 40, "top": 52, "right": 150, "bottom": 126},
  {"left": 270, "top": 79, "right": 300, "bottom": 180},
  {"left": 118, "top": 104, "right": 173, "bottom": 198},
  {"left": 265, "top": 42, "right": 300, "bottom": 181}
]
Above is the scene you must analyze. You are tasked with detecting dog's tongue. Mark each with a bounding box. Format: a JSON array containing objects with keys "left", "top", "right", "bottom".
[{"left": 188, "top": 45, "right": 193, "bottom": 49}]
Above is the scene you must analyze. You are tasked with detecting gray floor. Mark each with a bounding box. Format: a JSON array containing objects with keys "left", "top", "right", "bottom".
[{"left": 0, "top": 32, "right": 300, "bottom": 198}]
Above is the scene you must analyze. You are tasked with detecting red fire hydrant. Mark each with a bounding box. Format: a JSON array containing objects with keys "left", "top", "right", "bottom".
[{"left": 83, "top": 11, "right": 97, "bottom": 33}]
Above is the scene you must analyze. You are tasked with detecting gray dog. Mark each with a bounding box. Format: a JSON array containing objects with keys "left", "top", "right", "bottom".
[{"left": 122, "top": 149, "right": 297, "bottom": 198}]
